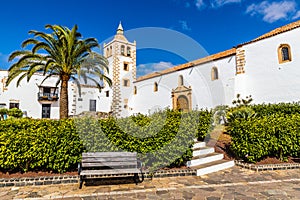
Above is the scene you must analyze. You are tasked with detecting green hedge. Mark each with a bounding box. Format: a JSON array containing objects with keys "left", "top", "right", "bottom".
[
  {"left": 0, "top": 119, "right": 83, "bottom": 173},
  {"left": 0, "top": 109, "right": 212, "bottom": 173},
  {"left": 228, "top": 113, "right": 300, "bottom": 163},
  {"left": 249, "top": 102, "right": 300, "bottom": 117}
]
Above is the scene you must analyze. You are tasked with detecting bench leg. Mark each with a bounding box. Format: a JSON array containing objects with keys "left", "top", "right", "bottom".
[
  {"left": 133, "top": 173, "right": 139, "bottom": 185},
  {"left": 79, "top": 176, "right": 83, "bottom": 189}
]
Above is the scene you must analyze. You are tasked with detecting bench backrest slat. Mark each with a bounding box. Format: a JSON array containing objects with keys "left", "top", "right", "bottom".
[
  {"left": 83, "top": 152, "right": 137, "bottom": 157},
  {"left": 81, "top": 152, "right": 138, "bottom": 169},
  {"left": 82, "top": 161, "right": 137, "bottom": 168},
  {"left": 82, "top": 157, "right": 137, "bottom": 162}
]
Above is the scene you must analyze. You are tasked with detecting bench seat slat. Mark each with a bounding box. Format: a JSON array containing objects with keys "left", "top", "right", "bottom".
[
  {"left": 82, "top": 162, "right": 137, "bottom": 167},
  {"left": 80, "top": 169, "right": 140, "bottom": 176}
]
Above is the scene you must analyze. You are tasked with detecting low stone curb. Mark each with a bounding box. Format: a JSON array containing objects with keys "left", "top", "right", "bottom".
[
  {"left": 0, "top": 168, "right": 197, "bottom": 188},
  {"left": 235, "top": 160, "right": 300, "bottom": 172}
]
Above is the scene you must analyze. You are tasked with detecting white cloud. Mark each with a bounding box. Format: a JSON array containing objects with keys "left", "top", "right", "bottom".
[
  {"left": 210, "top": 0, "right": 242, "bottom": 8},
  {"left": 137, "top": 62, "right": 174, "bottom": 77},
  {"left": 195, "top": 0, "right": 205, "bottom": 9},
  {"left": 292, "top": 10, "right": 300, "bottom": 20},
  {"left": 152, "top": 62, "right": 174, "bottom": 71},
  {"left": 246, "top": 0, "right": 299, "bottom": 23},
  {"left": 178, "top": 20, "right": 192, "bottom": 31}
]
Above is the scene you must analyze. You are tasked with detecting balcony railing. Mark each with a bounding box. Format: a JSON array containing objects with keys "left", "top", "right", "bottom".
[{"left": 38, "top": 92, "right": 59, "bottom": 101}]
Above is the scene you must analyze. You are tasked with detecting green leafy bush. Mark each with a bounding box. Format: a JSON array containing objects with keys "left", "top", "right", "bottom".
[
  {"left": 7, "top": 108, "right": 23, "bottom": 118},
  {"left": 0, "top": 109, "right": 213, "bottom": 173},
  {"left": 228, "top": 113, "right": 300, "bottom": 163},
  {"left": 0, "top": 118, "right": 83, "bottom": 173},
  {"left": 249, "top": 102, "right": 300, "bottom": 117}
]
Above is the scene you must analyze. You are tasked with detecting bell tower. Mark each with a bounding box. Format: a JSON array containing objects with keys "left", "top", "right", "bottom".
[{"left": 103, "top": 22, "right": 136, "bottom": 118}]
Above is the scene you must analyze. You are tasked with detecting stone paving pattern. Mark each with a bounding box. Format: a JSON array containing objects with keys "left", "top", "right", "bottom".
[{"left": 1, "top": 166, "right": 300, "bottom": 199}]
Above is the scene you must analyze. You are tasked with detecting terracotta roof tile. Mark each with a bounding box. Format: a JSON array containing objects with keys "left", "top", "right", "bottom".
[
  {"left": 238, "top": 19, "right": 300, "bottom": 46},
  {"left": 135, "top": 48, "right": 236, "bottom": 82}
]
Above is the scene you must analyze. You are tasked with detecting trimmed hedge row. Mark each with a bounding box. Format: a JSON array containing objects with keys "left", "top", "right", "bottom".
[
  {"left": 0, "top": 119, "right": 83, "bottom": 173},
  {"left": 249, "top": 102, "right": 300, "bottom": 117},
  {"left": 228, "top": 112, "right": 300, "bottom": 163},
  {"left": 0, "top": 109, "right": 212, "bottom": 173}
]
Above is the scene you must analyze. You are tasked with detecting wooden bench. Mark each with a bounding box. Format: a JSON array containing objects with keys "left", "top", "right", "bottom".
[{"left": 78, "top": 152, "right": 143, "bottom": 189}]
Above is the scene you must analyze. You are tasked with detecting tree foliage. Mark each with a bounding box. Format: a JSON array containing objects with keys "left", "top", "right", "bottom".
[{"left": 7, "top": 24, "right": 112, "bottom": 119}]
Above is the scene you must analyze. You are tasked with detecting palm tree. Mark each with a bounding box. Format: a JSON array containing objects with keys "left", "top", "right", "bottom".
[{"left": 6, "top": 24, "right": 112, "bottom": 119}]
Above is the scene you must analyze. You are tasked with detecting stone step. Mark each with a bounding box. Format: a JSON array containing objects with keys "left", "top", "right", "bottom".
[
  {"left": 192, "top": 147, "right": 215, "bottom": 157},
  {"left": 187, "top": 152, "right": 224, "bottom": 167},
  {"left": 192, "top": 160, "right": 235, "bottom": 176},
  {"left": 192, "top": 142, "right": 206, "bottom": 149}
]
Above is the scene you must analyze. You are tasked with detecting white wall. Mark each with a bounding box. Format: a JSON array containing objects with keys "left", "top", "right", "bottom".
[
  {"left": 131, "top": 55, "right": 236, "bottom": 115},
  {"left": 239, "top": 28, "right": 300, "bottom": 104},
  {"left": 0, "top": 72, "right": 60, "bottom": 119}
]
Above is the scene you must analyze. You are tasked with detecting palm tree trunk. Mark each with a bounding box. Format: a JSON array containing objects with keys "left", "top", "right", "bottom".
[{"left": 59, "top": 75, "right": 70, "bottom": 119}]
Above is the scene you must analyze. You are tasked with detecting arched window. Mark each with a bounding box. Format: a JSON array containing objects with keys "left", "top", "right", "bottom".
[
  {"left": 106, "top": 48, "right": 109, "bottom": 57},
  {"left": 178, "top": 75, "right": 184, "bottom": 86},
  {"left": 278, "top": 44, "right": 292, "bottom": 63},
  {"left": 121, "top": 45, "right": 125, "bottom": 56},
  {"left": 211, "top": 67, "right": 219, "bottom": 81},
  {"left": 127, "top": 47, "right": 131, "bottom": 57},
  {"left": 154, "top": 82, "right": 158, "bottom": 92},
  {"left": 133, "top": 86, "right": 137, "bottom": 95},
  {"left": 110, "top": 46, "right": 112, "bottom": 56}
]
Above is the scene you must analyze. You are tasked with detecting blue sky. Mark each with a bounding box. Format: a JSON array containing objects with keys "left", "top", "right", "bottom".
[{"left": 0, "top": 0, "right": 300, "bottom": 77}]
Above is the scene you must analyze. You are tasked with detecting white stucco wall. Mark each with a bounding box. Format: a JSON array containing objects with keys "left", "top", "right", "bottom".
[
  {"left": 131, "top": 55, "right": 236, "bottom": 115},
  {"left": 0, "top": 72, "right": 60, "bottom": 119},
  {"left": 239, "top": 28, "right": 300, "bottom": 104}
]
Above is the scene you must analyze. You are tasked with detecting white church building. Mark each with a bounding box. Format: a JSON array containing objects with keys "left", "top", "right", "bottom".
[{"left": 1, "top": 20, "right": 300, "bottom": 119}]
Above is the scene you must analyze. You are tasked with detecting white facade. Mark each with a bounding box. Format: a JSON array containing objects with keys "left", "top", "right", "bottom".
[
  {"left": 0, "top": 71, "right": 103, "bottom": 119},
  {"left": 236, "top": 27, "right": 300, "bottom": 104},
  {"left": 2, "top": 20, "right": 300, "bottom": 118}
]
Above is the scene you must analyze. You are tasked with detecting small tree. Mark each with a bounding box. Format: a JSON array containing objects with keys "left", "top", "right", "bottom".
[
  {"left": 0, "top": 108, "right": 8, "bottom": 120},
  {"left": 7, "top": 108, "right": 23, "bottom": 118}
]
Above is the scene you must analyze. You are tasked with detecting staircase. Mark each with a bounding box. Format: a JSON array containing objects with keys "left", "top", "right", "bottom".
[{"left": 187, "top": 141, "right": 234, "bottom": 176}]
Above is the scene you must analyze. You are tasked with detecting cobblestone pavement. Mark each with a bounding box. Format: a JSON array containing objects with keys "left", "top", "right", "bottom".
[{"left": 1, "top": 166, "right": 300, "bottom": 199}]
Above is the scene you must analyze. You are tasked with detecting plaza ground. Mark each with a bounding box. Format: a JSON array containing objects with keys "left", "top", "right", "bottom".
[{"left": 1, "top": 166, "right": 300, "bottom": 199}]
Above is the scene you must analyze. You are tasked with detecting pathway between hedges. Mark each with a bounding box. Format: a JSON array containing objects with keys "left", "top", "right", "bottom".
[{"left": 1, "top": 166, "right": 300, "bottom": 199}]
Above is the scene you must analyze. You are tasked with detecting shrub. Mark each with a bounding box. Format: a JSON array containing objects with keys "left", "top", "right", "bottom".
[
  {"left": 0, "top": 109, "right": 213, "bottom": 173},
  {"left": 227, "top": 113, "right": 300, "bottom": 163},
  {"left": 7, "top": 108, "right": 23, "bottom": 118}
]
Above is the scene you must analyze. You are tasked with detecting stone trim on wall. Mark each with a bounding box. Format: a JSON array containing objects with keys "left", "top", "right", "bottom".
[{"left": 236, "top": 48, "right": 246, "bottom": 74}]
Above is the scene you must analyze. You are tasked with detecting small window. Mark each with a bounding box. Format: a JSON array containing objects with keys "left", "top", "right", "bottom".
[
  {"left": 178, "top": 75, "right": 184, "bottom": 86},
  {"left": 9, "top": 102, "right": 19, "bottom": 109},
  {"left": 89, "top": 99, "right": 96, "bottom": 111},
  {"left": 106, "top": 91, "right": 109, "bottom": 97},
  {"left": 154, "top": 82, "right": 158, "bottom": 92},
  {"left": 278, "top": 44, "right": 292, "bottom": 63},
  {"left": 123, "top": 79, "right": 130, "bottom": 87},
  {"left": 110, "top": 46, "right": 112, "bottom": 56},
  {"left": 127, "top": 47, "right": 131, "bottom": 57},
  {"left": 106, "top": 48, "right": 109, "bottom": 57},
  {"left": 123, "top": 62, "right": 129, "bottom": 71},
  {"left": 121, "top": 45, "right": 125, "bottom": 56},
  {"left": 133, "top": 86, "right": 137, "bottom": 95},
  {"left": 211, "top": 67, "right": 219, "bottom": 81}
]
